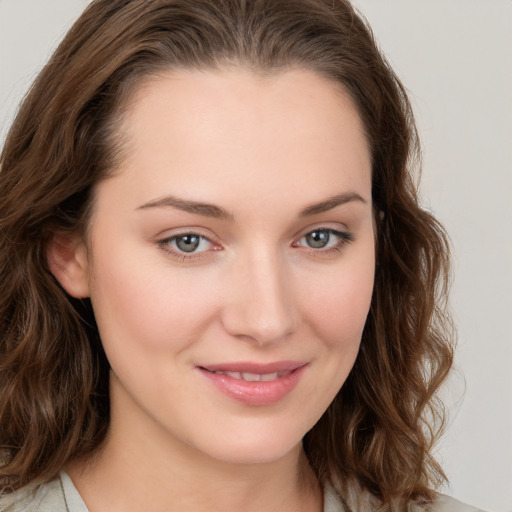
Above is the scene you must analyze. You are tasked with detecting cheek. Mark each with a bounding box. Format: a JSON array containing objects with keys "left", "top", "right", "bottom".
[
  {"left": 301, "top": 255, "right": 375, "bottom": 351},
  {"left": 292, "top": 253, "right": 375, "bottom": 427},
  {"left": 88, "top": 242, "right": 219, "bottom": 357}
]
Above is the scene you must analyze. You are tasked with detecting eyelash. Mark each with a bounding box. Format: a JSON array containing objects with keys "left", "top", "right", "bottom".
[
  {"left": 157, "top": 228, "right": 355, "bottom": 261},
  {"left": 293, "top": 229, "right": 355, "bottom": 254},
  {"left": 157, "top": 232, "right": 218, "bottom": 262}
]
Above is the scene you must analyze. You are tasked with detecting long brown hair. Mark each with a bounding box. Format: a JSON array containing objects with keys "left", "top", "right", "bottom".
[{"left": 0, "top": 0, "right": 454, "bottom": 509}]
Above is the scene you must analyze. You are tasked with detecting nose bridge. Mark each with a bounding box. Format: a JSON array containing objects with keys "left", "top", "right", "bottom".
[{"left": 222, "top": 243, "right": 296, "bottom": 344}]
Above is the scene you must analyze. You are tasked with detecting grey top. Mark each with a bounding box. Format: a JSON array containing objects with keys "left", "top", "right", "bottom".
[{"left": 0, "top": 472, "right": 484, "bottom": 512}]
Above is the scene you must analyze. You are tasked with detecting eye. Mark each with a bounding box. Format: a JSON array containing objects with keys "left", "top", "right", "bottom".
[
  {"left": 295, "top": 228, "right": 354, "bottom": 250},
  {"left": 303, "top": 230, "right": 335, "bottom": 249},
  {"left": 161, "top": 233, "right": 213, "bottom": 254}
]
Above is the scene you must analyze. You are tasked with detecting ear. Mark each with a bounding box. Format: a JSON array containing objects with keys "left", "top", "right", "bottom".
[{"left": 46, "top": 232, "right": 90, "bottom": 298}]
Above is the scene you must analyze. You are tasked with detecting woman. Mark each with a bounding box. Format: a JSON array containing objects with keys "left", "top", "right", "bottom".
[{"left": 0, "top": 1, "right": 481, "bottom": 511}]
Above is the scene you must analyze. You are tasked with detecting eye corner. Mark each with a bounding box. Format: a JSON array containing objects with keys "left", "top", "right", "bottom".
[
  {"left": 156, "top": 230, "right": 223, "bottom": 262},
  {"left": 293, "top": 227, "right": 355, "bottom": 253}
]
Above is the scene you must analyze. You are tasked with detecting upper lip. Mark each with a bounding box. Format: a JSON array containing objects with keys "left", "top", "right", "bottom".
[{"left": 198, "top": 361, "right": 307, "bottom": 374}]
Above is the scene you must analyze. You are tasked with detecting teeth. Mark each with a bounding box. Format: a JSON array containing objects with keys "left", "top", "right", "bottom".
[
  {"left": 213, "top": 370, "right": 282, "bottom": 382},
  {"left": 241, "top": 372, "right": 261, "bottom": 382},
  {"left": 260, "top": 372, "right": 279, "bottom": 381}
]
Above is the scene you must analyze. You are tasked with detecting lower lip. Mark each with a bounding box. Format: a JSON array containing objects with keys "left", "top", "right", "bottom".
[{"left": 198, "top": 365, "right": 307, "bottom": 406}]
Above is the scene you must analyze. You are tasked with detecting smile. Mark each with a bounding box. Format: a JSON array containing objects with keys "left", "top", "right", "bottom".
[
  {"left": 209, "top": 370, "right": 290, "bottom": 382},
  {"left": 198, "top": 361, "right": 307, "bottom": 406}
]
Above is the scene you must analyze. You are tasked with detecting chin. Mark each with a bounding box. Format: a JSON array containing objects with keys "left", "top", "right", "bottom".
[{"left": 193, "top": 427, "right": 304, "bottom": 466}]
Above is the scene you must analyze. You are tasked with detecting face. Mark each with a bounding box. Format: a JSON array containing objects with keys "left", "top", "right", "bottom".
[{"left": 72, "top": 68, "right": 375, "bottom": 465}]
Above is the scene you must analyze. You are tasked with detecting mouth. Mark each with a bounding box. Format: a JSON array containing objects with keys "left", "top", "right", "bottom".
[
  {"left": 197, "top": 361, "right": 307, "bottom": 406},
  {"left": 203, "top": 369, "right": 293, "bottom": 382}
]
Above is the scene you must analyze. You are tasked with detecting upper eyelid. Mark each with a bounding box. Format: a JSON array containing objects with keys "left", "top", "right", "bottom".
[
  {"left": 161, "top": 232, "right": 215, "bottom": 248},
  {"left": 299, "top": 228, "right": 349, "bottom": 238},
  {"left": 157, "top": 224, "right": 351, "bottom": 242},
  {"left": 293, "top": 222, "right": 351, "bottom": 240},
  {"left": 157, "top": 234, "right": 216, "bottom": 260},
  {"left": 157, "top": 234, "right": 350, "bottom": 263},
  {"left": 157, "top": 227, "right": 216, "bottom": 243},
  {"left": 294, "top": 228, "right": 353, "bottom": 246}
]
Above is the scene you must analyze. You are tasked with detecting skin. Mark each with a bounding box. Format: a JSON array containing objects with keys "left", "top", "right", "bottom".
[{"left": 51, "top": 67, "right": 375, "bottom": 512}]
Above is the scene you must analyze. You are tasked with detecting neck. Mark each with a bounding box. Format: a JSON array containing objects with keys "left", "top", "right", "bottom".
[
  {"left": 67, "top": 381, "right": 323, "bottom": 512},
  {"left": 68, "top": 438, "right": 322, "bottom": 512}
]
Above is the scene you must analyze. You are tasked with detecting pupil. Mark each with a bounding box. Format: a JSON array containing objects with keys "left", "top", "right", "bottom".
[
  {"left": 306, "top": 230, "right": 329, "bottom": 248},
  {"left": 176, "top": 235, "right": 200, "bottom": 252}
]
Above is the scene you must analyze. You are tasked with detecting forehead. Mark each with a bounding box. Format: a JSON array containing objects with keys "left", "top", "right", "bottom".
[{"left": 100, "top": 67, "right": 371, "bottom": 211}]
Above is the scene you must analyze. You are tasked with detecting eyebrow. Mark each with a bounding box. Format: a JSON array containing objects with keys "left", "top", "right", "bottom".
[
  {"left": 137, "top": 191, "right": 367, "bottom": 220},
  {"left": 137, "top": 195, "right": 234, "bottom": 220},
  {"left": 299, "top": 192, "right": 367, "bottom": 217}
]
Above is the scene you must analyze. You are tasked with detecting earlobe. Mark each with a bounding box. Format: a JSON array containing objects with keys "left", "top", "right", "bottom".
[{"left": 46, "top": 232, "right": 90, "bottom": 298}]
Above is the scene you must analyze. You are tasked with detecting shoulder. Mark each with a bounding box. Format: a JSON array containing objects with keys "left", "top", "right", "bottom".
[
  {"left": 323, "top": 485, "right": 485, "bottom": 512},
  {"left": 425, "top": 494, "right": 485, "bottom": 512},
  {"left": 0, "top": 478, "right": 67, "bottom": 512}
]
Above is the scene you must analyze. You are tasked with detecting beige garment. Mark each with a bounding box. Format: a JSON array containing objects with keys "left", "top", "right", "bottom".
[
  {"left": 1, "top": 473, "right": 484, "bottom": 512},
  {"left": 0, "top": 472, "right": 86, "bottom": 512}
]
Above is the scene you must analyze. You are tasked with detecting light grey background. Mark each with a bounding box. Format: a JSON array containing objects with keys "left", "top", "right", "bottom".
[{"left": 1, "top": 1, "right": 511, "bottom": 511}]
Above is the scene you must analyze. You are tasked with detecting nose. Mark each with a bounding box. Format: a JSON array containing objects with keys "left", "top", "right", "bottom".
[{"left": 221, "top": 247, "right": 297, "bottom": 345}]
